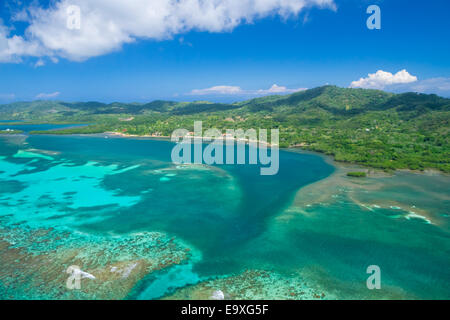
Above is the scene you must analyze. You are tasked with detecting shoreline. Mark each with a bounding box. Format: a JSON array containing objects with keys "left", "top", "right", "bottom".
[
  {"left": 105, "top": 132, "right": 449, "bottom": 177},
  {"left": 104, "top": 131, "right": 277, "bottom": 147},
  {"left": 286, "top": 147, "right": 449, "bottom": 178},
  {"left": 7, "top": 126, "right": 448, "bottom": 177}
]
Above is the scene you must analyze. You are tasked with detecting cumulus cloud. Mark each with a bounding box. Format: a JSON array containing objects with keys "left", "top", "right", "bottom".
[
  {"left": 350, "top": 70, "right": 450, "bottom": 96},
  {"left": 0, "top": 23, "right": 46, "bottom": 63},
  {"left": 190, "top": 84, "right": 305, "bottom": 96},
  {"left": 36, "top": 92, "right": 60, "bottom": 99},
  {"left": 0, "top": 0, "right": 336, "bottom": 63},
  {"left": 350, "top": 69, "right": 418, "bottom": 90}
]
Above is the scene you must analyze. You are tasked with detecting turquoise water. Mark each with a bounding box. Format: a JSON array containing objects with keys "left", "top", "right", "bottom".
[{"left": 0, "top": 129, "right": 449, "bottom": 299}]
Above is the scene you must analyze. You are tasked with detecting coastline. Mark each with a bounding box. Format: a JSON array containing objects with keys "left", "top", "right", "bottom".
[
  {"left": 104, "top": 131, "right": 277, "bottom": 147},
  {"left": 286, "top": 147, "right": 449, "bottom": 178},
  {"left": 21, "top": 128, "right": 450, "bottom": 177},
  {"left": 104, "top": 131, "right": 449, "bottom": 177}
]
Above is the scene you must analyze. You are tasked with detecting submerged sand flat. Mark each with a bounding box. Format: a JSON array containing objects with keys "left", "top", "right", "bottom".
[{"left": 284, "top": 159, "right": 449, "bottom": 228}]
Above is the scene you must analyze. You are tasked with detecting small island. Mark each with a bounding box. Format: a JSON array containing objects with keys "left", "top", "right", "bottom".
[{"left": 346, "top": 171, "right": 367, "bottom": 178}]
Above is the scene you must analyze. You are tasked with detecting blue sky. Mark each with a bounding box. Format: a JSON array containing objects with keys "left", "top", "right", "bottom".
[{"left": 1, "top": 0, "right": 450, "bottom": 103}]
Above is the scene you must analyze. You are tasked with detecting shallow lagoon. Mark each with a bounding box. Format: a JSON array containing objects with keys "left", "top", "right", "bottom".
[{"left": 0, "top": 131, "right": 448, "bottom": 299}]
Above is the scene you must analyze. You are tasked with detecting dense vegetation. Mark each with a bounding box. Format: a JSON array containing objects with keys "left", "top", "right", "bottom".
[
  {"left": 347, "top": 172, "right": 367, "bottom": 178},
  {"left": 1, "top": 86, "right": 449, "bottom": 172}
]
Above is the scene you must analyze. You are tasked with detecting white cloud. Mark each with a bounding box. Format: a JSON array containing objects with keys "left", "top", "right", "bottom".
[
  {"left": 190, "top": 84, "right": 306, "bottom": 96},
  {"left": 350, "top": 69, "right": 418, "bottom": 90},
  {"left": 0, "top": 0, "right": 335, "bottom": 63},
  {"left": 191, "top": 85, "right": 243, "bottom": 95},
  {"left": 258, "top": 84, "right": 306, "bottom": 94},
  {"left": 350, "top": 71, "right": 450, "bottom": 97},
  {"left": 36, "top": 91, "right": 60, "bottom": 99},
  {"left": 0, "top": 23, "right": 46, "bottom": 63}
]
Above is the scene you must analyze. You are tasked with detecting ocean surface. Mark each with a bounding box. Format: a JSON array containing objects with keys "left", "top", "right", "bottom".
[{"left": 0, "top": 124, "right": 449, "bottom": 299}]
